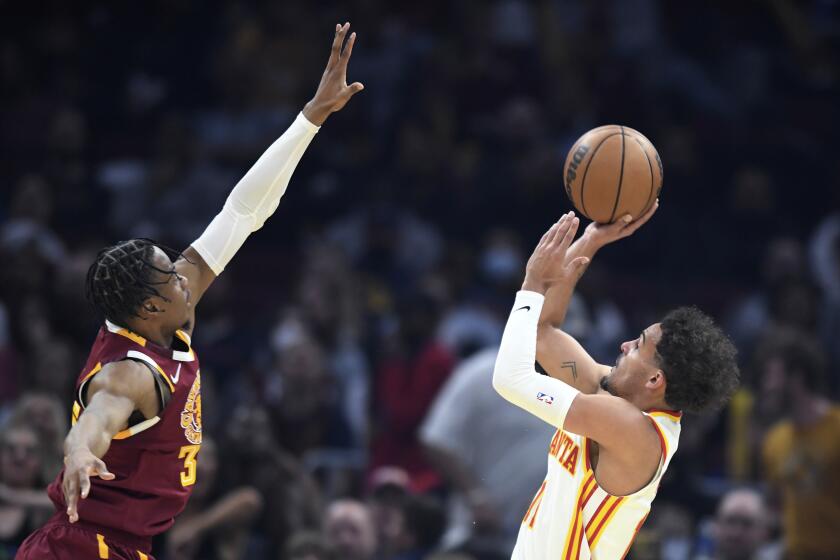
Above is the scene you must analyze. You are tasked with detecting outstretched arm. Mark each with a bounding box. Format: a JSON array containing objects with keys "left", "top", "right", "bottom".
[
  {"left": 63, "top": 360, "right": 159, "bottom": 523},
  {"left": 536, "top": 201, "right": 658, "bottom": 393},
  {"left": 177, "top": 23, "right": 364, "bottom": 305}
]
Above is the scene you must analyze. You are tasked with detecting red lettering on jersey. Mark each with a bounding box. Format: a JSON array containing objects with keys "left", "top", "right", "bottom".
[
  {"left": 549, "top": 429, "right": 562, "bottom": 457},
  {"left": 562, "top": 445, "right": 579, "bottom": 475},
  {"left": 562, "top": 435, "right": 575, "bottom": 459},
  {"left": 549, "top": 430, "right": 581, "bottom": 476}
]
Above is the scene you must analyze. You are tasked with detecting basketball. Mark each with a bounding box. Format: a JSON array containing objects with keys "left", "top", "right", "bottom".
[{"left": 563, "top": 125, "right": 663, "bottom": 224}]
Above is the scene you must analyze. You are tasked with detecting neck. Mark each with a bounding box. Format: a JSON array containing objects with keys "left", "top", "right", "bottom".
[
  {"left": 125, "top": 320, "right": 176, "bottom": 348},
  {"left": 634, "top": 395, "right": 671, "bottom": 413}
]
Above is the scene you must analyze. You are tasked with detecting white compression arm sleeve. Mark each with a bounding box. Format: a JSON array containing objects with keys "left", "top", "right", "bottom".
[
  {"left": 191, "top": 112, "right": 320, "bottom": 275},
  {"left": 492, "top": 290, "right": 580, "bottom": 428}
]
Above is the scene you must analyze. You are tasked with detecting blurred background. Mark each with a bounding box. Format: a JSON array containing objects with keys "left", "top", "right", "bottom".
[{"left": 1, "top": 1, "right": 840, "bottom": 559}]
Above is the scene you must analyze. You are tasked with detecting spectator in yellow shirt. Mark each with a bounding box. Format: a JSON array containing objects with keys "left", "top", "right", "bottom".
[{"left": 759, "top": 328, "right": 840, "bottom": 560}]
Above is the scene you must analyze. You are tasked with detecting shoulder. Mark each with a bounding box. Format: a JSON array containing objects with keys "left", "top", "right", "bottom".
[
  {"left": 576, "top": 393, "right": 648, "bottom": 424},
  {"left": 88, "top": 359, "right": 157, "bottom": 401},
  {"left": 572, "top": 394, "right": 661, "bottom": 455}
]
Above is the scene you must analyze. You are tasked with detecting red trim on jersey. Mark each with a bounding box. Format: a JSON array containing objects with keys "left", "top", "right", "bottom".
[
  {"left": 581, "top": 476, "right": 598, "bottom": 508},
  {"left": 647, "top": 415, "right": 668, "bottom": 458},
  {"left": 584, "top": 437, "right": 593, "bottom": 472},
  {"left": 645, "top": 408, "right": 682, "bottom": 420},
  {"left": 620, "top": 512, "right": 650, "bottom": 559},
  {"left": 585, "top": 495, "right": 611, "bottom": 536},
  {"left": 588, "top": 496, "right": 625, "bottom": 547},
  {"left": 563, "top": 473, "right": 595, "bottom": 560}
]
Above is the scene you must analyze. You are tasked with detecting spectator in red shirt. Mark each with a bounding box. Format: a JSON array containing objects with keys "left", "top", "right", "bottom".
[{"left": 372, "top": 288, "right": 455, "bottom": 492}]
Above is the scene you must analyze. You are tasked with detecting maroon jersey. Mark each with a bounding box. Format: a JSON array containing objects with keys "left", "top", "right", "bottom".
[{"left": 47, "top": 320, "right": 202, "bottom": 542}]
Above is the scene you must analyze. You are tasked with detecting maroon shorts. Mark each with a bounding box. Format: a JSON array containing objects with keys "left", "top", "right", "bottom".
[{"left": 17, "top": 512, "right": 155, "bottom": 560}]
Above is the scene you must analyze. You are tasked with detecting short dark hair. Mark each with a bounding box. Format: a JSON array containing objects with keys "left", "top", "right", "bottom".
[
  {"left": 656, "top": 306, "right": 740, "bottom": 413},
  {"left": 85, "top": 239, "right": 181, "bottom": 326}
]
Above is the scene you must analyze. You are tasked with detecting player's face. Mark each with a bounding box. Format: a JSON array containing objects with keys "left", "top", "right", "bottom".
[
  {"left": 146, "top": 247, "right": 191, "bottom": 329},
  {"left": 600, "top": 324, "right": 663, "bottom": 399}
]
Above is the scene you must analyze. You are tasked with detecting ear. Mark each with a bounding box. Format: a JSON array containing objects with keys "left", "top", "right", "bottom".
[
  {"left": 138, "top": 299, "right": 162, "bottom": 319},
  {"left": 647, "top": 369, "right": 666, "bottom": 392}
]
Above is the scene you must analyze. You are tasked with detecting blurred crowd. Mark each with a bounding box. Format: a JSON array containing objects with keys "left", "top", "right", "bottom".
[{"left": 2, "top": 1, "right": 840, "bottom": 559}]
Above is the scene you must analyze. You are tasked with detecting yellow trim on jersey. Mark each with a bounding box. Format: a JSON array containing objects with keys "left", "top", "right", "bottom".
[
  {"left": 138, "top": 552, "right": 149, "bottom": 560},
  {"left": 113, "top": 416, "right": 161, "bottom": 440},
  {"left": 175, "top": 329, "right": 191, "bottom": 346},
  {"left": 81, "top": 362, "right": 103, "bottom": 383},
  {"left": 172, "top": 330, "right": 195, "bottom": 362},
  {"left": 97, "top": 533, "right": 109, "bottom": 558},
  {"left": 561, "top": 472, "right": 596, "bottom": 560},
  {"left": 105, "top": 320, "right": 147, "bottom": 346},
  {"left": 153, "top": 362, "right": 175, "bottom": 393},
  {"left": 116, "top": 328, "right": 146, "bottom": 347},
  {"left": 647, "top": 410, "right": 682, "bottom": 422},
  {"left": 587, "top": 496, "right": 626, "bottom": 549},
  {"left": 72, "top": 401, "right": 81, "bottom": 425}
]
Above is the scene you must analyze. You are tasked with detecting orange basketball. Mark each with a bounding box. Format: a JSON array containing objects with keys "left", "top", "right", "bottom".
[{"left": 563, "top": 125, "right": 663, "bottom": 224}]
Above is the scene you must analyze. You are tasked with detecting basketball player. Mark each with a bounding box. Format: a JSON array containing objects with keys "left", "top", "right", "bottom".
[
  {"left": 493, "top": 208, "right": 740, "bottom": 559},
  {"left": 17, "top": 23, "right": 364, "bottom": 560}
]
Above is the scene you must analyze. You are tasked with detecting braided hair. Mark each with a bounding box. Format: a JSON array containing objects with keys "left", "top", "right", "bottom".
[{"left": 85, "top": 239, "right": 183, "bottom": 326}]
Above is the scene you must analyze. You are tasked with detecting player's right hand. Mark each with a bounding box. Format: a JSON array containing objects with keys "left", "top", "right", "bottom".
[
  {"left": 302, "top": 22, "right": 365, "bottom": 126},
  {"left": 581, "top": 198, "right": 659, "bottom": 249},
  {"left": 523, "top": 212, "right": 589, "bottom": 294},
  {"left": 63, "top": 448, "right": 114, "bottom": 523}
]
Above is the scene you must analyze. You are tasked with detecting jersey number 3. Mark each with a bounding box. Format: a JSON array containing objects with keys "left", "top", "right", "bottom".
[{"left": 179, "top": 444, "right": 200, "bottom": 486}]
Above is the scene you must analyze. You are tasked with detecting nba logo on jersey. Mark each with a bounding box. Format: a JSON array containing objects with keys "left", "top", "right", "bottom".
[{"left": 536, "top": 392, "right": 554, "bottom": 405}]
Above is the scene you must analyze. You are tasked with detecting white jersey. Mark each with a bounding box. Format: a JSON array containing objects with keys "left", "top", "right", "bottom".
[{"left": 512, "top": 409, "right": 681, "bottom": 560}]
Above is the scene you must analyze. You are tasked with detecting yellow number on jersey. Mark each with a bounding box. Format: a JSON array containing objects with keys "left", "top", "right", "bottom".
[{"left": 179, "top": 444, "right": 200, "bottom": 486}]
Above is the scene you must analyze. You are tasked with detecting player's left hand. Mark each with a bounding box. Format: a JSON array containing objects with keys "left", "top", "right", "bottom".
[
  {"left": 303, "top": 22, "right": 365, "bottom": 126},
  {"left": 63, "top": 448, "right": 115, "bottom": 523},
  {"left": 581, "top": 198, "right": 659, "bottom": 249},
  {"left": 523, "top": 212, "right": 590, "bottom": 294}
]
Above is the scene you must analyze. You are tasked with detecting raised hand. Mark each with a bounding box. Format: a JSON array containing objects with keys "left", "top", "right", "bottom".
[
  {"left": 63, "top": 448, "right": 114, "bottom": 523},
  {"left": 580, "top": 198, "right": 659, "bottom": 250},
  {"left": 303, "top": 23, "right": 365, "bottom": 125},
  {"left": 523, "top": 212, "right": 590, "bottom": 295}
]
